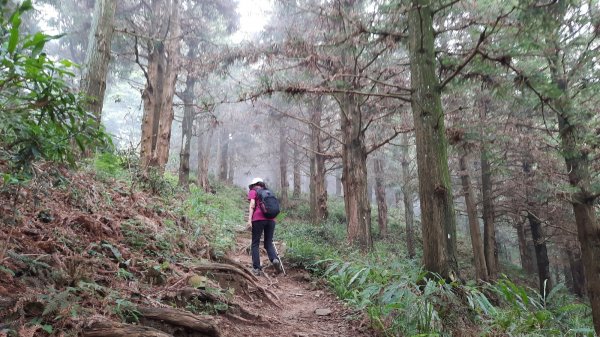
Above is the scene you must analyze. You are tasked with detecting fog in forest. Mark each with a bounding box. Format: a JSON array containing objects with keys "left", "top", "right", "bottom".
[{"left": 3, "top": 0, "right": 600, "bottom": 333}]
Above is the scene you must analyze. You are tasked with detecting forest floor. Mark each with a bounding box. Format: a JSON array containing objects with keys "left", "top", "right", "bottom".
[
  {"left": 0, "top": 165, "right": 376, "bottom": 337},
  {"left": 220, "top": 234, "right": 376, "bottom": 337}
]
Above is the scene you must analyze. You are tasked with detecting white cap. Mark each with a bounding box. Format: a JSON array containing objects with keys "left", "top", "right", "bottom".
[{"left": 250, "top": 177, "right": 263, "bottom": 185}]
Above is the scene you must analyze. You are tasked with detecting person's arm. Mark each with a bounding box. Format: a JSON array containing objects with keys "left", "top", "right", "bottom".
[{"left": 247, "top": 199, "right": 255, "bottom": 227}]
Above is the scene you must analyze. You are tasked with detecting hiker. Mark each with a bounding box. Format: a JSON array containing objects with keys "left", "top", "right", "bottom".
[{"left": 247, "top": 177, "right": 283, "bottom": 275}]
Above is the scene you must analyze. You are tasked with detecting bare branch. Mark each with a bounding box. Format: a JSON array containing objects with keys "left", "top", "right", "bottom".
[{"left": 367, "top": 127, "right": 413, "bottom": 155}]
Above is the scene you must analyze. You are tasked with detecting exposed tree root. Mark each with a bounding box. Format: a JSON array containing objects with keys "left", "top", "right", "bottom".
[
  {"left": 138, "top": 306, "right": 221, "bottom": 337},
  {"left": 191, "top": 262, "right": 281, "bottom": 307},
  {"left": 83, "top": 320, "right": 172, "bottom": 337},
  {"left": 225, "top": 312, "right": 271, "bottom": 326},
  {"left": 172, "top": 287, "right": 271, "bottom": 326}
]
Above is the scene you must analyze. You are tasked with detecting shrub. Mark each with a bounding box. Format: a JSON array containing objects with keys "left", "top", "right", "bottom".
[{"left": 0, "top": 1, "right": 110, "bottom": 182}]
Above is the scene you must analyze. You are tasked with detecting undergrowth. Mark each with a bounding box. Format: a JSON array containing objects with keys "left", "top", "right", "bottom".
[
  {"left": 278, "top": 210, "right": 595, "bottom": 337},
  {"left": 0, "top": 151, "right": 246, "bottom": 336}
]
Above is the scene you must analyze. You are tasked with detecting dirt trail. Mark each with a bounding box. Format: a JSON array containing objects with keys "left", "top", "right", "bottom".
[{"left": 220, "top": 234, "right": 376, "bottom": 337}]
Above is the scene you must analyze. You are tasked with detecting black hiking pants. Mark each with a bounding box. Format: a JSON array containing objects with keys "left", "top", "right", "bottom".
[{"left": 251, "top": 220, "right": 278, "bottom": 270}]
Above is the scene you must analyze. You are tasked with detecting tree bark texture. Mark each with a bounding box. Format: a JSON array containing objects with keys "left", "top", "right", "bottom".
[
  {"left": 279, "top": 124, "right": 289, "bottom": 208},
  {"left": 335, "top": 171, "right": 342, "bottom": 197},
  {"left": 309, "top": 100, "right": 328, "bottom": 224},
  {"left": 140, "top": 0, "right": 181, "bottom": 172},
  {"left": 83, "top": 321, "right": 172, "bottom": 337},
  {"left": 549, "top": 48, "right": 600, "bottom": 334},
  {"left": 515, "top": 218, "right": 536, "bottom": 274},
  {"left": 80, "top": 0, "right": 117, "bottom": 123},
  {"left": 567, "top": 243, "right": 585, "bottom": 297},
  {"left": 408, "top": 0, "right": 459, "bottom": 279},
  {"left": 479, "top": 96, "right": 498, "bottom": 280},
  {"left": 219, "top": 127, "right": 229, "bottom": 182},
  {"left": 459, "top": 152, "right": 488, "bottom": 281},
  {"left": 339, "top": 93, "right": 371, "bottom": 251},
  {"left": 153, "top": 0, "right": 180, "bottom": 170},
  {"left": 227, "top": 145, "right": 235, "bottom": 184},
  {"left": 373, "top": 157, "right": 388, "bottom": 238},
  {"left": 401, "top": 133, "right": 415, "bottom": 259},
  {"left": 527, "top": 210, "right": 553, "bottom": 296},
  {"left": 178, "top": 72, "right": 197, "bottom": 190},
  {"left": 293, "top": 143, "right": 301, "bottom": 198},
  {"left": 197, "top": 121, "right": 214, "bottom": 192},
  {"left": 138, "top": 306, "right": 221, "bottom": 337}
]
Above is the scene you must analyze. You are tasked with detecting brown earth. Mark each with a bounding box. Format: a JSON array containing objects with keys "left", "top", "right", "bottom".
[
  {"left": 0, "top": 166, "right": 377, "bottom": 337},
  {"left": 220, "top": 235, "right": 377, "bottom": 337}
]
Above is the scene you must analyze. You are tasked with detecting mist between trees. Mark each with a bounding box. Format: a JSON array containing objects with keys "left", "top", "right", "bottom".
[{"left": 2, "top": 0, "right": 600, "bottom": 334}]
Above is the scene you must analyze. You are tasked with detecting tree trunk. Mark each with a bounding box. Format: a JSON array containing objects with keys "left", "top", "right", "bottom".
[
  {"left": 335, "top": 170, "right": 342, "bottom": 197},
  {"left": 339, "top": 93, "right": 371, "bottom": 251},
  {"left": 408, "top": 0, "right": 459, "bottom": 280},
  {"left": 515, "top": 218, "right": 536, "bottom": 274},
  {"left": 373, "top": 157, "right": 387, "bottom": 238},
  {"left": 527, "top": 210, "right": 553, "bottom": 296},
  {"left": 316, "top": 154, "right": 328, "bottom": 222},
  {"left": 140, "top": 25, "right": 162, "bottom": 168},
  {"left": 219, "top": 127, "right": 229, "bottom": 182},
  {"left": 153, "top": 0, "right": 180, "bottom": 170},
  {"left": 549, "top": 54, "right": 600, "bottom": 334},
  {"left": 279, "top": 124, "right": 289, "bottom": 208},
  {"left": 197, "top": 121, "right": 214, "bottom": 192},
  {"left": 309, "top": 100, "right": 328, "bottom": 224},
  {"left": 401, "top": 133, "right": 415, "bottom": 259},
  {"left": 140, "top": 0, "right": 180, "bottom": 172},
  {"left": 479, "top": 96, "right": 498, "bottom": 280},
  {"left": 227, "top": 145, "right": 235, "bottom": 184},
  {"left": 178, "top": 72, "right": 196, "bottom": 190},
  {"left": 459, "top": 152, "right": 488, "bottom": 281},
  {"left": 567, "top": 243, "right": 585, "bottom": 297},
  {"left": 293, "top": 144, "right": 301, "bottom": 198},
  {"left": 309, "top": 147, "right": 317, "bottom": 221},
  {"left": 80, "top": 0, "right": 117, "bottom": 123}
]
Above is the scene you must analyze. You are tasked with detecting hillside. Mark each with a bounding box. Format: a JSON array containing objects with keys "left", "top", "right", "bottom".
[{"left": 0, "top": 161, "right": 376, "bottom": 337}]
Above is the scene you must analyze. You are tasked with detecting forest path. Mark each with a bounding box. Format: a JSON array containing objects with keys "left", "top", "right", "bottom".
[{"left": 219, "top": 234, "right": 376, "bottom": 337}]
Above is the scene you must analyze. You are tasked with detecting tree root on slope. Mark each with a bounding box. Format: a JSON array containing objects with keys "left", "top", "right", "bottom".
[
  {"left": 172, "top": 287, "right": 272, "bottom": 326},
  {"left": 191, "top": 262, "right": 281, "bottom": 308},
  {"left": 83, "top": 320, "right": 173, "bottom": 337},
  {"left": 84, "top": 307, "right": 222, "bottom": 337}
]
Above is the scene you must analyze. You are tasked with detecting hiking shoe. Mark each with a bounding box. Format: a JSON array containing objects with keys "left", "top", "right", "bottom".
[
  {"left": 272, "top": 258, "right": 283, "bottom": 273},
  {"left": 252, "top": 268, "right": 263, "bottom": 276}
]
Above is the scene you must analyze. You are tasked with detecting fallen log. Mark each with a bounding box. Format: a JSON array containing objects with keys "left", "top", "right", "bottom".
[
  {"left": 83, "top": 320, "right": 172, "bottom": 337},
  {"left": 138, "top": 306, "right": 221, "bottom": 337}
]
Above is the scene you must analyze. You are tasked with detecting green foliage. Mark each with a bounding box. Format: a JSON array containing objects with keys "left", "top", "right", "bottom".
[
  {"left": 485, "top": 277, "right": 594, "bottom": 336},
  {"left": 184, "top": 287, "right": 230, "bottom": 315},
  {"left": 278, "top": 217, "right": 594, "bottom": 336},
  {"left": 0, "top": 2, "right": 110, "bottom": 181},
  {"left": 279, "top": 220, "right": 449, "bottom": 336},
  {"left": 184, "top": 185, "right": 245, "bottom": 255},
  {"left": 93, "top": 152, "right": 127, "bottom": 180},
  {"left": 140, "top": 168, "right": 178, "bottom": 196}
]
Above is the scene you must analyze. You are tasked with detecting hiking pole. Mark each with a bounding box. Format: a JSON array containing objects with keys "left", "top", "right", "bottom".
[{"left": 273, "top": 243, "right": 286, "bottom": 276}]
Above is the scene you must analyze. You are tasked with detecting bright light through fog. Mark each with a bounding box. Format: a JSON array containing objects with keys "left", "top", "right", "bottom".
[
  {"left": 232, "top": 0, "right": 273, "bottom": 42},
  {"left": 36, "top": 3, "right": 59, "bottom": 35}
]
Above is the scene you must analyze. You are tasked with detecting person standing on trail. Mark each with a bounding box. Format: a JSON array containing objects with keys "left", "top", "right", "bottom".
[{"left": 247, "top": 177, "right": 283, "bottom": 276}]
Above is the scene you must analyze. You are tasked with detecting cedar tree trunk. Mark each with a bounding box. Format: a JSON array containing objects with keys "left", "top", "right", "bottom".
[
  {"left": 81, "top": 0, "right": 117, "bottom": 123},
  {"left": 459, "top": 152, "right": 488, "bottom": 281},
  {"left": 373, "top": 157, "right": 388, "bottom": 238},
  {"left": 408, "top": 0, "right": 459, "bottom": 280}
]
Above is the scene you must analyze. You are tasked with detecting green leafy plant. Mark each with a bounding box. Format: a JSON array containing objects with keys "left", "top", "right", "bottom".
[{"left": 0, "top": 1, "right": 111, "bottom": 180}]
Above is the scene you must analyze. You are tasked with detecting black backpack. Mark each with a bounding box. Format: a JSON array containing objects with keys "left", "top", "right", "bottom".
[{"left": 256, "top": 188, "right": 280, "bottom": 219}]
